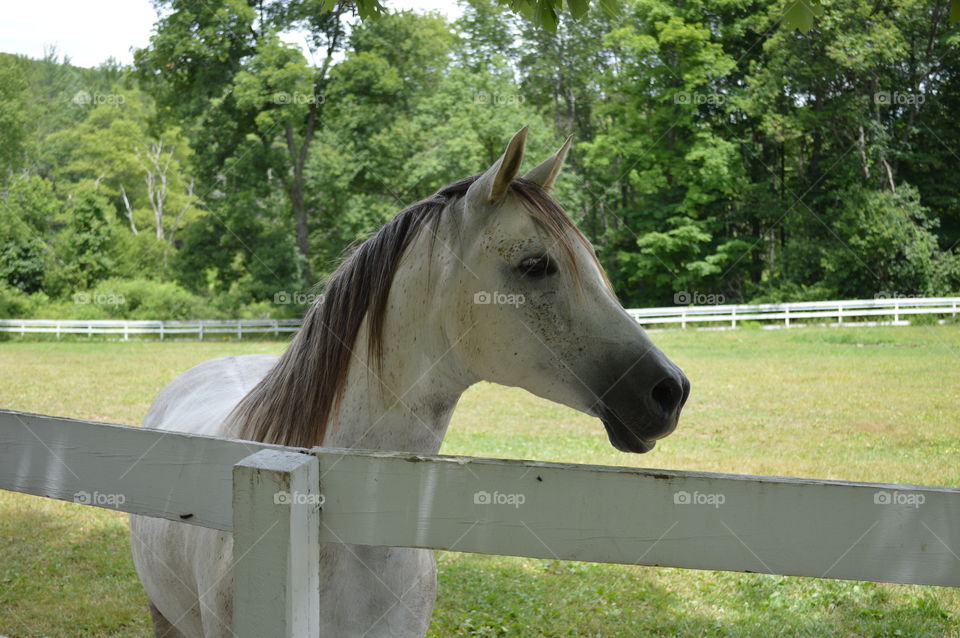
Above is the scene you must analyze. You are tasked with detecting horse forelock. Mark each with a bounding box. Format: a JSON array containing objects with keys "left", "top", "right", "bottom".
[{"left": 230, "top": 174, "right": 600, "bottom": 448}]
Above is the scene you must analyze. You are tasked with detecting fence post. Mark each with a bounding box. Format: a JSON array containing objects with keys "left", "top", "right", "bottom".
[
  {"left": 123, "top": 322, "right": 129, "bottom": 342},
  {"left": 731, "top": 307, "right": 737, "bottom": 329},
  {"left": 274, "top": 320, "right": 279, "bottom": 337},
  {"left": 56, "top": 322, "right": 60, "bottom": 340},
  {"left": 681, "top": 310, "right": 687, "bottom": 330},
  {"left": 237, "top": 321, "right": 242, "bottom": 340},
  {"left": 233, "top": 450, "right": 320, "bottom": 638},
  {"left": 784, "top": 306, "right": 790, "bottom": 328},
  {"left": 838, "top": 303, "right": 843, "bottom": 325},
  {"left": 159, "top": 322, "right": 164, "bottom": 341},
  {"left": 894, "top": 301, "right": 900, "bottom": 324},
  {"left": 20, "top": 321, "right": 25, "bottom": 337},
  {"left": 199, "top": 321, "right": 204, "bottom": 341}
]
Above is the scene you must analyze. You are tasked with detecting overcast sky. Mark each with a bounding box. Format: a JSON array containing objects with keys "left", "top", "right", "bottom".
[{"left": 1, "top": 0, "right": 462, "bottom": 68}]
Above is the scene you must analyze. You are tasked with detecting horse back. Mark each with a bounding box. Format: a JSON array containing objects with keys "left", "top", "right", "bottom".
[{"left": 144, "top": 354, "right": 279, "bottom": 438}]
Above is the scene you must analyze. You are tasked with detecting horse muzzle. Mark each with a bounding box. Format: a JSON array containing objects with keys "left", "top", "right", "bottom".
[{"left": 592, "top": 359, "right": 690, "bottom": 454}]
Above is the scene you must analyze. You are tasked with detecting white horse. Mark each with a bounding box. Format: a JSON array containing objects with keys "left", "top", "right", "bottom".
[{"left": 129, "top": 127, "right": 690, "bottom": 637}]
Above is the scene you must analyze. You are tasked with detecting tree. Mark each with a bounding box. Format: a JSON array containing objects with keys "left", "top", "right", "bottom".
[
  {"left": 57, "top": 191, "right": 116, "bottom": 292},
  {"left": 0, "top": 177, "right": 60, "bottom": 293},
  {"left": 131, "top": 139, "right": 196, "bottom": 244},
  {"left": 45, "top": 87, "right": 201, "bottom": 262},
  {"left": 0, "top": 55, "right": 29, "bottom": 178},
  {"left": 135, "top": 0, "right": 349, "bottom": 284},
  {"left": 306, "top": 10, "right": 556, "bottom": 277}
]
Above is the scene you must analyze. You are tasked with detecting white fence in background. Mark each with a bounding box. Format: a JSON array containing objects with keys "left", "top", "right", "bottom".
[
  {"left": 628, "top": 296, "right": 960, "bottom": 329},
  {"left": 0, "top": 318, "right": 301, "bottom": 339},
  {"left": 1, "top": 409, "right": 957, "bottom": 637},
  {"left": 0, "top": 297, "right": 957, "bottom": 340}
]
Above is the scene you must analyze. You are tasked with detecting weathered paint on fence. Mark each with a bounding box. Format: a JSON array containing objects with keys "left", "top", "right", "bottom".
[
  {"left": 233, "top": 450, "right": 320, "bottom": 638},
  {"left": 1, "top": 410, "right": 958, "bottom": 588}
]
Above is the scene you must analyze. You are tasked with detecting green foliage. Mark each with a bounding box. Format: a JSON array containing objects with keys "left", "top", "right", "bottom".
[
  {"left": 112, "top": 231, "right": 170, "bottom": 280},
  {"left": 88, "top": 277, "right": 213, "bottom": 320},
  {"left": 171, "top": 196, "right": 305, "bottom": 305},
  {"left": 0, "top": 0, "right": 959, "bottom": 319},
  {"left": 308, "top": 12, "right": 554, "bottom": 275},
  {"left": 781, "top": 0, "right": 825, "bottom": 33},
  {"left": 0, "top": 282, "right": 44, "bottom": 318},
  {"left": 821, "top": 185, "right": 947, "bottom": 297},
  {"left": 0, "top": 55, "right": 29, "bottom": 176},
  {"left": 0, "top": 176, "right": 60, "bottom": 293},
  {"left": 57, "top": 191, "right": 116, "bottom": 292}
]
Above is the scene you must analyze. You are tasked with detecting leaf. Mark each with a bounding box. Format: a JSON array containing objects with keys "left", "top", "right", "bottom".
[
  {"left": 535, "top": 2, "right": 560, "bottom": 31},
  {"left": 597, "top": 0, "right": 622, "bottom": 17},
  {"left": 568, "top": 0, "right": 590, "bottom": 20},
  {"left": 355, "top": 0, "right": 386, "bottom": 21},
  {"left": 780, "top": 0, "right": 824, "bottom": 33}
]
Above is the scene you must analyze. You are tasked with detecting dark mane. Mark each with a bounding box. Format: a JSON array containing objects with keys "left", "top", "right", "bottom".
[{"left": 230, "top": 175, "right": 601, "bottom": 448}]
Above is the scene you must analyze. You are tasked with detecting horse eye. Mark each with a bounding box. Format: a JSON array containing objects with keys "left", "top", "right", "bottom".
[{"left": 518, "top": 255, "right": 558, "bottom": 278}]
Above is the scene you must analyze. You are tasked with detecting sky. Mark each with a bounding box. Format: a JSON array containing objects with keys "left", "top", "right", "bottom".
[{"left": 0, "top": 0, "right": 463, "bottom": 68}]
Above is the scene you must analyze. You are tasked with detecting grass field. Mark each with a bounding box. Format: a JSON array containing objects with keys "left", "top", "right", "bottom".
[{"left": 1, "top": 325, "right": 959, "bottom": 637}]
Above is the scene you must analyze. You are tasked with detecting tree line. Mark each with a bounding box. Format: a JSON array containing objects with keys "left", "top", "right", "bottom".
[{"left": 0, "top": 0, "right": 957, "bottom": 320}]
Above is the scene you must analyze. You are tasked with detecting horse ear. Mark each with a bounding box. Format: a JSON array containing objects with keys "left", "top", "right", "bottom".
[
  {"left": 523, "top": 135, "right": 573, "bottom": 192},
  {"left": 470, "top": 126, "right": 528, "bottom": 204}
]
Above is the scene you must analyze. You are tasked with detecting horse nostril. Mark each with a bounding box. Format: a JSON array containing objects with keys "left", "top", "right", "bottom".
[{"left": 650, "top": 377, "right": 683, "bottom": 415}]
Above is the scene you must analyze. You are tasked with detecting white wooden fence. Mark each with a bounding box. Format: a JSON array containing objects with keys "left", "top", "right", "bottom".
[
  {"left": 0, "top": 298, "right": 957, "bottom": 340},
  {"left": 0, "top": 318, "right": 300, "bottom": 340},
  {"left": 628, "top": 296, "right": 960, "bottom": 329},
  {"left": 1, "top": 410, "right": 957, "bottom": 636}
]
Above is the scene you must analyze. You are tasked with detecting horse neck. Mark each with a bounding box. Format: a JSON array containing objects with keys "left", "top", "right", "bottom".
[{"left": 324, "top": 214, "right": 475, "bottom": 454}]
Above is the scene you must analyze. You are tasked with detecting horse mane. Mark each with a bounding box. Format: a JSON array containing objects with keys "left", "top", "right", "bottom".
[{"left": 230, "top": 175, "right": 603, "bottom": 448}]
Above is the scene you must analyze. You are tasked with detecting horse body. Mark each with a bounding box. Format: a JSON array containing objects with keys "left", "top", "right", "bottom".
[
  {"left": 131, "top": 352, "right": 449, "bottom": 636},
  {"left": 131, "top": 214, "right": 475, "bottom": 636},
  {"left": 130, "top": 128, "right": 690, "bottom": 637}
]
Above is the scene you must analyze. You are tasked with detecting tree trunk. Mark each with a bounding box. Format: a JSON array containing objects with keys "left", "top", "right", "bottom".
[
  {"left": 282, "top": 119, "right": 315, "bottom": 286},
  {"left": 292, "top": 177, "right": 312, "bottom": 284}
]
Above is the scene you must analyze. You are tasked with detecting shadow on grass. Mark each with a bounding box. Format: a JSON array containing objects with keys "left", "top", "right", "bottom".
[{"left": 432, "top": 554, "right": 956, "bottom": 637}]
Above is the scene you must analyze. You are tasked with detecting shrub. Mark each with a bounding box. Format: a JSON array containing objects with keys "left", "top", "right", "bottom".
[{"left": 87, "top": 278, "right": 218, "bottom": 320}]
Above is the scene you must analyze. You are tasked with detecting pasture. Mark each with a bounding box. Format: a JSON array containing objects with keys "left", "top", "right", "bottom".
[{"left": 1, "top": 325, "right": 959, "bottom": 637}]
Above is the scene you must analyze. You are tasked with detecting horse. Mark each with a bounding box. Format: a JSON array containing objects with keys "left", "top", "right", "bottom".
[{"left": 129, "top": 127, "right": 690, "bottom": 637}]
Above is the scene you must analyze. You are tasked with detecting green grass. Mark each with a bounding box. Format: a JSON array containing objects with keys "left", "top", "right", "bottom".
[{"left": 1, "top": 326, "right": 959, "bottom": 637}]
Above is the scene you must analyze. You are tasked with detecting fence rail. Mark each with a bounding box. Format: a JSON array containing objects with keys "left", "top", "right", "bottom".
[
  {"left": 628, "top": 296, "right": 960, "bottom": 328},
  {"left": 0, "top": 318, "right": 301, "bottom": 339},
  {"left": 1, "top": 410, "right": 958, "bottom": 636},
  {"left": 0, "top": 297, "right": 957, "bottom": 340}
]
